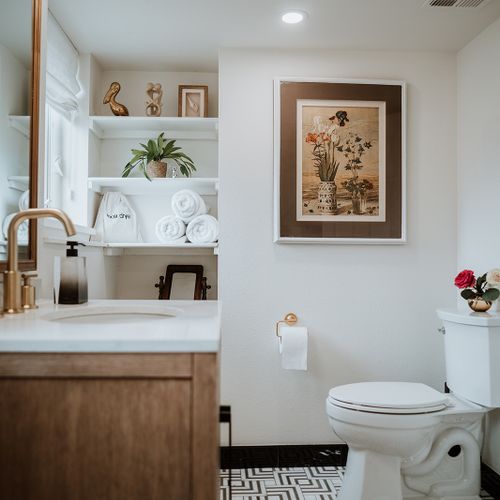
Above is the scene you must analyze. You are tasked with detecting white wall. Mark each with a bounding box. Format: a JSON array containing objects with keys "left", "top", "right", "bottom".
[
  {"left": 457, "top": 17, "right": 500, "bottom": 474},
  {"left": 219, "top": 48, "right": 457, "bottom": 445}
]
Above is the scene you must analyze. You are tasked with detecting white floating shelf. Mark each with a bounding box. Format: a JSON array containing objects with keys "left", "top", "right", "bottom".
[
  {"left": 89, "top": 116, "right": 218, "bottom": 141},
  {"left": 43, "top": 237, "right": 101, "bottom": 247},
  {"left": 102, "top": 242, "right": 218, "bottom": 257},
  {"left": 88, "top": 177, "right": 218, "bottom": 196},
  {"left": 43, "top": 237, "right": 218, "bottom": 256},
  {"left": 8, "top": 176, "right": 29, "bottom": 191},
  {"left": 8, "top": 115, "right": 30, "bottom": 138}
]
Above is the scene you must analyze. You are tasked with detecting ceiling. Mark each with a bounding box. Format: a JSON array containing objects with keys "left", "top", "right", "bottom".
[{"left": 47, "top": 0, "right": 500, "bottom": 72}]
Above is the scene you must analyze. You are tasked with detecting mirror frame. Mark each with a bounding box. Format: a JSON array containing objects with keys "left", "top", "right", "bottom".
[{"left": 0, "top": 0, "right": 41, "bottom": 272}]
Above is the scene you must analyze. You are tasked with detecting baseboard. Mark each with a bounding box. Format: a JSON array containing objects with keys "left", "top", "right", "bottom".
[
  {"left": 220, "top": 444, "right": 500, "bottom": 499},
  {"left": 482, "top": 463, "right": 500, "bottom": 499},
  {"left": 220, "top": 444, "right": 347, "bottom": 469}
]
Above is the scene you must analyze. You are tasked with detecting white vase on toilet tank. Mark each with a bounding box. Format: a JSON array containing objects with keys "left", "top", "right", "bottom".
[{"left": 325, "top": 309, "right": 500, "bottom": 500}]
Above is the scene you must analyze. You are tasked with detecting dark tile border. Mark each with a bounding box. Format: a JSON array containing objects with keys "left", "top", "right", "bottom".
[
  {"left": 220, "top": 444, "right": 500, "bottom": 499},
  {"left": 482, "top": 463, "right": 500, "bottom": 499},
  {"left": 220, "top": 444, "right": 347, "bottom": 469}
]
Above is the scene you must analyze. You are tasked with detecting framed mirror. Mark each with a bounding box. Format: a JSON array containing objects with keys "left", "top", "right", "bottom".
[
  {"left": 0, "top": 0, "right": 41, "bottom": 271},
  {"left": 157, "top": 265, "right": 208, "bottom": 300}
]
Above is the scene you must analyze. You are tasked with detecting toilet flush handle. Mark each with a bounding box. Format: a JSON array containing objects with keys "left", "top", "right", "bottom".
[{"left": 438, "top": 327, "right": 446, "bottom": 335}]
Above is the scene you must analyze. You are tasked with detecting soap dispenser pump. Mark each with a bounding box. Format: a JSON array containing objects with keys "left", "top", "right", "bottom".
[{"left": 57, "top": 241, "right": 88, "bottom": 305}]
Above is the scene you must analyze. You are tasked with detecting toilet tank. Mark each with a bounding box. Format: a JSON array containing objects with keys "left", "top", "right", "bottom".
[{"left": 438, "top": 309, "right": 500, "bottom": 408}]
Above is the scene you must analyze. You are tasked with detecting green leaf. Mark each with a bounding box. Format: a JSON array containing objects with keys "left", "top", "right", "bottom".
[
  {"left": 122, "top": 162, "right": 133, "bottom": 178},
  {"left": 477, "top": 274, "right": 487, "bottom": 287},
  {"left": 157, "top": 134, "right": 164, "bottom": 151},
  {"left": 139, "top": 162, "right": 151, "bottom": 181},
  {"left": 483, "top": 288, "right": 500, "bottom": 301},
  {"left": 461, "top": 289, "right": 477, "bottom": 300}
]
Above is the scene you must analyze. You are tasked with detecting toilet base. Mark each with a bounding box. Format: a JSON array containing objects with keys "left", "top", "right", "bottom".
[
  {"left": 338, "top": 447, "right": 403, "bottom": 500},
  {"left": 338, "top": 446, "right": 482, "bottom": 500}
]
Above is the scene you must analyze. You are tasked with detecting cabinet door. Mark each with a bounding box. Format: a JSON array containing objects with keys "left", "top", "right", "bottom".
[{"left": 0, "top": 378, "right": 192, "bottom": 500}]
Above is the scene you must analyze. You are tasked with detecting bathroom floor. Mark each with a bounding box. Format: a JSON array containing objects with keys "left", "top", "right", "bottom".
[{"left": 219, "top": 466, "right": 496, "bottom": 499}]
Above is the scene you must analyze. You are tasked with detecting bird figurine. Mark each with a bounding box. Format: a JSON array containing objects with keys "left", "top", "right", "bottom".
[{"left": 103, "top": 82, "right": 129, "bottom": 116}]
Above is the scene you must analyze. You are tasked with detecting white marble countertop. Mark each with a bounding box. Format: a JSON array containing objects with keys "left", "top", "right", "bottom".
[{"left": 0, "top": 300, "right": 221, "bottom": 353}]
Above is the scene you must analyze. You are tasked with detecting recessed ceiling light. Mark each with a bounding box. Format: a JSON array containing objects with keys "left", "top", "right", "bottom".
[{"left": 281, "top": 10, "right": 307, "bottom": 24}]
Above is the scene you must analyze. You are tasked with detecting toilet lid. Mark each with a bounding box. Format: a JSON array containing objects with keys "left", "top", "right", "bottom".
[{"left": 328, "top": 382, "right": 451, "bottom": 414}]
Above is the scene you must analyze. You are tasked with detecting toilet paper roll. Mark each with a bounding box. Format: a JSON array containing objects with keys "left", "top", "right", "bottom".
[{"left": 279, "top": 326, "right": 308, "bottom": 371}]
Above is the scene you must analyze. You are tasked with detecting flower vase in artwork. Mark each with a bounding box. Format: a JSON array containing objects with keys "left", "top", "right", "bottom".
[
  {"left": 351, "top": 192, "right": 367, "bottom": 215},
  {"left": 318, "top": 181, "right": 337, "bottom": 214}
]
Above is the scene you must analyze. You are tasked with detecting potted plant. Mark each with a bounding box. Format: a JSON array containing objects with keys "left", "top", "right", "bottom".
[
  {"left": 338, "top": 132, "right": 374, "bottom": 214},
  {"left": 342, "top": 178, "right": 374, "bottom": 215},
  {"left": 122, "top": 132, "right": 196, "bottom": 180},
  {"left": 305, "top": 115, "right": 343, "bottom": 214},
  {"left": 454, "top": 269, "right": 500, "bottom": 312}
]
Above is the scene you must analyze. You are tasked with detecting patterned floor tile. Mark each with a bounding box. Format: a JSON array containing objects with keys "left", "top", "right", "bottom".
[{"left": 220, "top": 466, "right": 496, "bottom": 499}]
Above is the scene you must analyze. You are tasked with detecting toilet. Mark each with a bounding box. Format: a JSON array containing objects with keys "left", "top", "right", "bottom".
[{"left": 326, "top": 309, "right": 500, "bottom": 500}]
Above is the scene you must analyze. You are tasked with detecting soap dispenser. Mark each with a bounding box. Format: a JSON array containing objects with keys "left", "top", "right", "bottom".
[{"left": 57, "top": 241, "right": 88, "bottom": 305}]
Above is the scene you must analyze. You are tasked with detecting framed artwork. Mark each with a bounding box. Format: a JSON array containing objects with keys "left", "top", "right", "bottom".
[
  {"left": 274, "top": 78, "right": 406, "bottom": 244},
  {"left": 178, "top": 85, "right": 208, "bottom": 117}
]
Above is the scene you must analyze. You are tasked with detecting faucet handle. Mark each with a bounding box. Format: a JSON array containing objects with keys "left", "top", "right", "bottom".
[
  {"left": 21, "top": 273, "right": 38, "bottom": 310},
  {"left": 21, "top": 272, "right": 38, "bottom": 286}
]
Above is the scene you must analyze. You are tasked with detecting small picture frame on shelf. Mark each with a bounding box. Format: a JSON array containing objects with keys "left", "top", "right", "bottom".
[{"left": 178, "top": 85, "right": 208, "bottom": 118}]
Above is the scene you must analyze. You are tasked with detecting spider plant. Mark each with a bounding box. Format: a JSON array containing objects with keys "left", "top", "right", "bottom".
[{"left": 122, "top": 132, "right": 196, "bottom": 180}]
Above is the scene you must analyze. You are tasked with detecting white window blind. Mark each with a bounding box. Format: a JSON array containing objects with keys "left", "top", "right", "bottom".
[{"left": 46, "top": 12, "right": 81, "bottom": 116}]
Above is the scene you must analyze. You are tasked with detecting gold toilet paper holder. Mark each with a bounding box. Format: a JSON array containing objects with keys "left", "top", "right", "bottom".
[{"left": 276, "top": 312, "right": 298, "bottom": 337}]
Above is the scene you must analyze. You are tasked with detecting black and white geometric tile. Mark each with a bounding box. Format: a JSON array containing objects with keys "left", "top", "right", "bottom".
[{"left": 220, "top": 466, "right": 496, "bottom": 500}]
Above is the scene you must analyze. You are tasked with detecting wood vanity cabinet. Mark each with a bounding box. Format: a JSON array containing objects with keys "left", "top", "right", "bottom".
[{"left": 0, "top": 352, "right": 219, "bottom": 500}]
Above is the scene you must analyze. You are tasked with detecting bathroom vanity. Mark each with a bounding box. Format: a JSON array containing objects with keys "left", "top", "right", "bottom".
[{"left": 0, "top": 300, "right": 220, "bottom": 500}]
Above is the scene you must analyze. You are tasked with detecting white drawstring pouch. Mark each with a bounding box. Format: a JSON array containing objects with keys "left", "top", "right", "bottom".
[{"left": 92, "top": 192, "right": 142, "bottom": 243}]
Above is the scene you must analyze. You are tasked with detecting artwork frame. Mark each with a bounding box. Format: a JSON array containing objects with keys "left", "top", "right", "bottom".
[
  {"left": 274, "top": 77, "right": 406, "bottom": 244},
  {"left": 178, "top": 85, "right": 208, "bottom": 118}
]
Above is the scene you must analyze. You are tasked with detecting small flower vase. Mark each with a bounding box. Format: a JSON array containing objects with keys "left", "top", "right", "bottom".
[
  {"left": 167, "top": 163, "right": 179, "bottom": 178},
  {"left": 467, "top": 297, "right": 492, "bottom": 312},
  {"left": 318, "top": 181, "right": 337, "bottom": 214},
  {"left": 351, "top": 193, "right": 367, "bottom": 215}
]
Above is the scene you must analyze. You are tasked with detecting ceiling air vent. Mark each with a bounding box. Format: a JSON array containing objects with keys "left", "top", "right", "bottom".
[{"left": 424, "top": 0, "right": 491, "bottom": 7}]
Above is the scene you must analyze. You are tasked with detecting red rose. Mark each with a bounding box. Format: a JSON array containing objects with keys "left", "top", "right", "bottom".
[{"left": 454, "top": 269, "right": 476, "bottom": 289}]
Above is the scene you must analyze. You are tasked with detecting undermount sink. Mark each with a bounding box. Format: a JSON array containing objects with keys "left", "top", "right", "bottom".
[{"left": 42, "top": 305, "right": 180, "bottom": 325}]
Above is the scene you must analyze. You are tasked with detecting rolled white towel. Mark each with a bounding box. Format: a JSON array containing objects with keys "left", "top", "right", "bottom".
[
  {"left": 171, "top": 189, "right": 207, "bottom": 223},
  {"left": 186, "top": 214, "right": 219, "bottom": 244},
  {"left": 18, "top": 190, "right": 30, "bottom": 211},
  {"left": 155, "top": 215, "right": 186, "bottom": 243}
]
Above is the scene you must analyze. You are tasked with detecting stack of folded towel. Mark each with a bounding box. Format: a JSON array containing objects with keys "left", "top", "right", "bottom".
[{"left": 155, "top": 189, "right": 219, "bottom": 244}]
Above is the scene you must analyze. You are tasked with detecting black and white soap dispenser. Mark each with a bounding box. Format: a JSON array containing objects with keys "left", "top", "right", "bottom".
[{"left": 57, "top": 241, "right": 88, "bottom": 305}]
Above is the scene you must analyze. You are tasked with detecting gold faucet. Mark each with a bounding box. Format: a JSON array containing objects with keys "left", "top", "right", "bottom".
[{"left": 3, "top": 208, "right": 76, "bottom": 315}]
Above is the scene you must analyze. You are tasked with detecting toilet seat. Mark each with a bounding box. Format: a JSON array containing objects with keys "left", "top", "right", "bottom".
[{"left": 328, "top": 382, "right": 451, "bottom": 415}]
